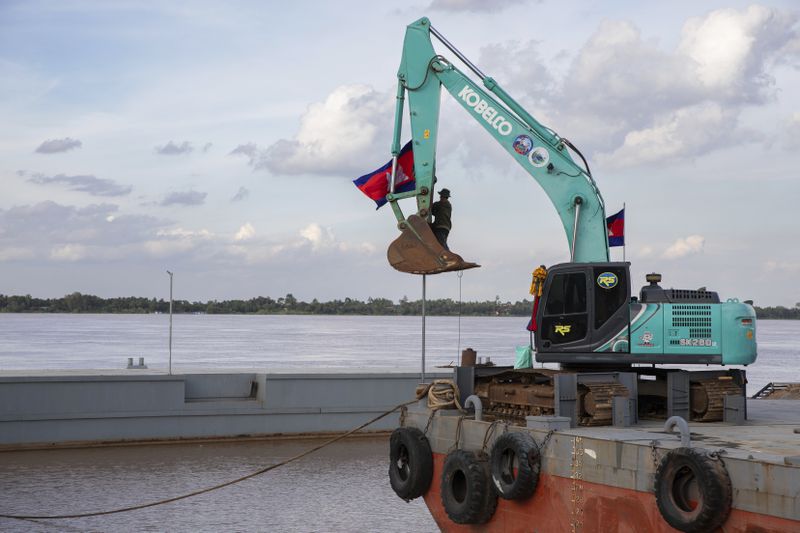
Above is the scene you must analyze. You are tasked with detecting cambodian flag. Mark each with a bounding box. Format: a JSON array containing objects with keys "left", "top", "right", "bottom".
[
  {"left": 353, "top": 141, "right": 415, "bottom": 209},
  {"left": 606, "top": 208, "right": 625, "bottom": 247}
]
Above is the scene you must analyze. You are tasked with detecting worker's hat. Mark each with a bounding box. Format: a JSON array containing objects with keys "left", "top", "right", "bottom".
[{"left": 439, "top": 188, "right": 451, "bottom": 198}]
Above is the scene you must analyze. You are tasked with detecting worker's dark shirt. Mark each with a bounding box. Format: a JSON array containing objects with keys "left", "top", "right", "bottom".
[{"left": 431, "top": 199, "right": 452, "bottom": 230}]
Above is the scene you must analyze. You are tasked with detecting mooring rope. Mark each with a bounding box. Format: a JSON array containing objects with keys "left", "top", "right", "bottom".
[
  {"left": 422, "top": 379, "right": 463, "bottom": 411},
  {"left": 0, "top": 399, "right": 418, "bottom": 522}
]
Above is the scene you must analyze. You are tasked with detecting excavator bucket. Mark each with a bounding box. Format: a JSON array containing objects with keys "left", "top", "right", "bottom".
[{"left": 387, "top": 214, "right": 480, "bottom": 275}]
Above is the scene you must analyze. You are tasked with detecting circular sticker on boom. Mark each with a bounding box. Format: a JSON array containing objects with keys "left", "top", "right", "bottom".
[
  {"left": 528, "top": 146, "right": 550, "bottom": 168},
  {"left": 597, "top": 272, "right": 618, "bottom": 289},
  {"left": 513, "top": 135, "right": 533, "bottom": 155}
]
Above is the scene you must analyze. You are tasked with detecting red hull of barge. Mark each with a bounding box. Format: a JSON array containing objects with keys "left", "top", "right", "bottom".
[{"left": 423, "top": 453, "right": 799, "bottom": 533}]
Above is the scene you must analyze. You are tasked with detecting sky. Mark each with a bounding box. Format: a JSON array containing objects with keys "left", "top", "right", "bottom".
[{"left": 1, "top": 0, "right": 799, "bottom": 306}]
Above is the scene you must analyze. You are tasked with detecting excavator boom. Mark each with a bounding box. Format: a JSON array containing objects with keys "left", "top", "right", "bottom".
[{"left": 385, "top": 18, "right": 610, "bottom": 274}]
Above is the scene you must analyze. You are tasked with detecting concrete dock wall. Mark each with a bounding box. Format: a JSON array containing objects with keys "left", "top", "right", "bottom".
[{"left": 0, "top": 372, "right": 445, "bottom": 449}]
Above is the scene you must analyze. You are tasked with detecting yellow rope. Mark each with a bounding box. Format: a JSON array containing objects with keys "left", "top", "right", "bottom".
[{"left": 418, "top": 379, "right": 462, "bottom": 411}]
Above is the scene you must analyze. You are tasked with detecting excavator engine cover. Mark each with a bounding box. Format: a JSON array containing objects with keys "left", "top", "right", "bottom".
[{"left": 387, "top": 214, "right": 479, "bottom": 275}]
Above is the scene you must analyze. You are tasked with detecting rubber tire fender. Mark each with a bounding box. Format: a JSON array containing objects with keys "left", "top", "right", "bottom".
[
  {"left": 654, "top": 447, "right": 732, "bottom": 532},
  {"left": 389, "top": 427, "right": 433, "bottom": 501},
  {"left": 440, "top": 450, "right": 498, "bottom": 525},
  {"left": 489, "top": 431, "right": 540, "bottom": 500}
]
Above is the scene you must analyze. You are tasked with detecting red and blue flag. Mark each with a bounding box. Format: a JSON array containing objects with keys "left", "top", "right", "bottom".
[
  {"left": 353, "top": 141, "right": 415, "bottom": 209},
  {"left": 606, "top": 208, "right": 625, "bottom": 247}
]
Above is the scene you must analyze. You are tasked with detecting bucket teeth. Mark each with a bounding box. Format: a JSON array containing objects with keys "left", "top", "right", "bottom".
[{"left": 387, "top": 214, "right": 479, "bottom": 275}]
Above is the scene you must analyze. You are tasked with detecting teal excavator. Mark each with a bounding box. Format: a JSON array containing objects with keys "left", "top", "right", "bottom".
[{"left": 382, "top": 18, "right": 757, "bottom": 424}]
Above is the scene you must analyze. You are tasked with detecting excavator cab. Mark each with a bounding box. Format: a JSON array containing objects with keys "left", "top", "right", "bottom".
[
  {"left": 387, "top": 214, "right": 479, "bottom": 275},
  {"left": 535, "top": 263, "right": 758, "bottom": 367},
  {"left": 535, "top": 262, "right": 632, "bottom": 358}
]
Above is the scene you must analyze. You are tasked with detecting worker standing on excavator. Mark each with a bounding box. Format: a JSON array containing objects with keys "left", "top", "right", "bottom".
[{"left": 430, "top": 188, "right": 452, "bottom": 250}]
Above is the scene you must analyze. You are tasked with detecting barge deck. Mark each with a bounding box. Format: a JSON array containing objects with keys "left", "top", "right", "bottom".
[{"left": 402, "top": 397, "right": 800, "bottom": 532}]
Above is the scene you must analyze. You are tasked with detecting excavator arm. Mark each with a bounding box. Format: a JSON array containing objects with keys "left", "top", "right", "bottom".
[{"left": 386, "top": 17, "right": 610, "bottom": 274}]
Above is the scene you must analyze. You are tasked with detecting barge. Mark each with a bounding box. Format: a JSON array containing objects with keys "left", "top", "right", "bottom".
[
  {"left": 390, "top": 375, "right": 800, "bottom": 532},
  {"left": 0, "top": 371, "right": 446, "bottom": 450}
]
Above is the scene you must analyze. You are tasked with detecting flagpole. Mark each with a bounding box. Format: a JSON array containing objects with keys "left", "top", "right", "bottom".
[
  {"left": 623, "top": 202, "right": 626, "bottom": 262},
  {"left": 421, "top": 274, "right": 426, "bottom": 383}
]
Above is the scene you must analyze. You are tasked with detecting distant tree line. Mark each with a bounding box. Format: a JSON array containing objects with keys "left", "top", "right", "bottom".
[
  {"left": 754, "top": 304, "right": 800, "bottom": 320},
  {"left": 0, "top": 292, "right": 533, "bottom": 316},
  {"left": 0, "top": 293, "right": 797, "bottom": 318}
]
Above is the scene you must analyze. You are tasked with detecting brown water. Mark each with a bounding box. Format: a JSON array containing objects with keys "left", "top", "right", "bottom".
[{"left": 0, "top": 437, "right": 437, "bottom": 532}]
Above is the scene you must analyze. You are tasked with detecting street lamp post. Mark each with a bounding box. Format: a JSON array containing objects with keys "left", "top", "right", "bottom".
[{"left": 166, "top": 270, "right": 173, "bottom": 375}]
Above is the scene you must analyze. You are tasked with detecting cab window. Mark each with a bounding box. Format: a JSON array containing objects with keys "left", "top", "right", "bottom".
[
  {"left": 593, "top": 267, "right": 627, "bottom": 329},
  {"left": 541, "top": 272, "right": 588, "bottom": 345},
  {"left": 544, "top": 272, "right": 586, "bottom": 315}
]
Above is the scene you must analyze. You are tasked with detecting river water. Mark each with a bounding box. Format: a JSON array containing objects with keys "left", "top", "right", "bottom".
[
  {"left": 0, "top": 315, "right": 798, "bottom": 532},
  {"left": 0, "top": 437, "right": 435, "bottom": 532},
  {"left": 0, "top": 314, "right": 797, "bottom": 395}
]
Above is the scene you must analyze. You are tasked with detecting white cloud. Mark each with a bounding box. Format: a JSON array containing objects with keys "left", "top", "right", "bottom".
[
  {"left": 428, "top": 0, "right": 531, "bottom": 13},
  {"left": 782, "top": 112, "right": 800, "bottom": 149},
  {"left": 663, "top": 235, "right": 705, "bottom": 259},
  {"left": 0, "top": 247, "right": 35, "bottom": 261},
  {"left": 231, "top": 186, "right": 249, "bottom": 202},
  {"left": 155, "top": 141, "right": 193, "bottom": 155},
  {"left": 0, "top": 202, "right": 167, "bottom": 249},
  {"left": 225, "top": 223, "right": 375, "bottom": 265},
  {"left": 678, "top": 5, "right": 798, "bottom": 100},
  {"left": 638, "top": 246, "right": 654, "bottom": 258},
  {"left": 35, "top": 137, "right": 82, "bottom": 154},
  {"left": 139, "top": 228, "right": 214, "bottom": 258},
  {"left": 298, "top": 223, "right": 375, "bottom": 254},
  {"left": 160, "top": 190, "right": 207, "bottom": 206},
  {"left": 242, "top": 6, "right": 797, "bottom": 176},
  {"left": 229, "top": 143, "right": 258, "bottom": 162},
  {"left": 141, "top": 239, "right": 200, "bottom": 258},
  {"left": 764, "top": 260, "right": 800, "bottom": 273},
  {"left": 299, "top": 223, "right": 334, "bottom": 250},
  {"left": 258, "top": 85, "right": 393, "bottom": 175},
  {"left": 549, "top": 6, "right": 799, "bottom": 165},
  {"left": 50, "top": 244, "right": 88, "bottom": 262},
  {"left": 28, "top": 173, "right": 132, "bottom": 197},
  {"left": 598, "top": 102, "right": 740, "bottom": 167},
  {"left": 234, "top": 223, "right": 255, "bottom": 241},
  {"left": 0, "top": 200, "right": 378, "bottom": 270},
  {"left": 156, "top": 227, "right": 213, "bottom": 239}
]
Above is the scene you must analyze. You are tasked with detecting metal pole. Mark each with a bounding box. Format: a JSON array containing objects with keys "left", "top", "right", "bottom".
[
  {"left": 389, "top": 156, "right": 399, "bottom": 194},
  {"left": 623, "top": 202, "right": 627, "bottom": 262},
  {"left": 570, "top": 198, "right": 582, "bottom": 262},
  {"left": 430, "top": 25, "right": 487, "bottom": 80},
  {"left": 421, "top": 274, "right": 427, "bottom": 383},
  {"left": 389, "top": 80, "right": 405, "bottom": 195},
  {"left": 166, "top": 270, "right": 173, "bottom": 375},
  {"left": 457, "top": 271, "right": 463, "bottom": 365}
]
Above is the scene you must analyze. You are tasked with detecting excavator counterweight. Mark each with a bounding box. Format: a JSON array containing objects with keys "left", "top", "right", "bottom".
[{"left": 387, "top": 214, "right": 479, "bottom": 274}]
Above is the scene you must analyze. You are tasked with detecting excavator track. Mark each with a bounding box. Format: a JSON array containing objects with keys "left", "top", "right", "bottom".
[
  {"left": 473, "top": 370, "right": 743, "bottom": 426},
  {"left": 474, "top": 370, "right": 630, "bottom": 427},
  {"left": 578, "top": 382, "right": 630, "bottom": 426},
  {"left": 690, "top": 377, "right": 743, "bottom": 422}
]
